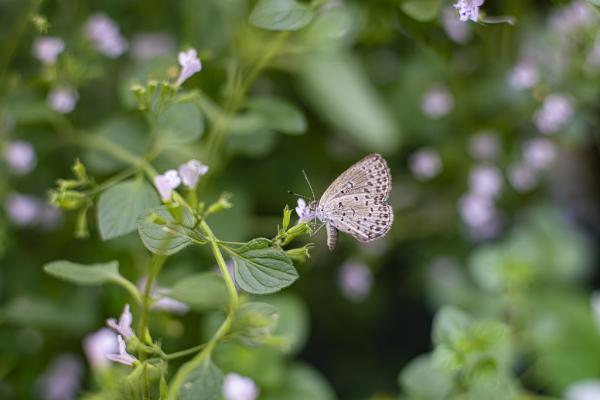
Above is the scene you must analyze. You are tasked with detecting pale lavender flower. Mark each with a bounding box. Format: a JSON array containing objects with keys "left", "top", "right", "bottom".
[
  {"left": 223, "top": 373, "right": 259, "bottom": 400},
  {"left": 32, "top": 36, "right": 65, "bottom": 65},
  {"left": 338, "top": 260, "right": 373, "bottom": 302},
  {"left": 154, "top": 169, "right": 181, "bottom": 201},
  {"left": 421, "top": 85, "right": 453, "bottom": 119},
  {"left": 534, "top": 94, "right": 574, "bottom": 134},
  {"left": 137, "top": 277, "right": 190, "bottom": 315},
  {"left": 295, "top": 198, "right": 315, "bottom": 223},
  {"left": 3, "top": 140, "right": 36, "bottom": 175},
  {"left": 508, "top": 59, "right": 539, "bottom": 90},
  {"left": 176, "top": 48, "right": 202, "bottom": 86},
  {"left": 39, "top": 354, "right": 83, "bottom": 400},
  {"left": 178, "top": 159, "right": 208, "bottom": 189},
  {"left": 523, "top": 138, "right": 556, "bottom": 170},
  {"left": 83, "top": 328, "right": 118, "bottom": 370},
  {"left": 550, "top": 1, "right": 596, "bottom": 34},
  {"left": 591, "top": 291, "right": 600, "bottom": 332},
  {"left": 508, "top": 163, "right": 537, "bottom": 192},
  {"left": 48, "top": 87, "right": 78, "bottom": 114},
  {"left": 408, "top": 148, "right": 442, "bottom": 181},
  {"left": 5, "top": 193, "right": 41, "bottom": 226},
  {"left": 84, "top": 13, "right": 128, "bottom": 58},
  {"left": 469, "top": 132, "right": 499, "bottom": 161},
  {"left": 130, "top": 32, "right": 175, "bottom": 61},
  {"left": 106, "top": 304, "right": 134, "bottom": 338},
  {"left": 106, "top": 335, "right": 138, "bottom": 366},
  {"left": 458, "top": 192, "right": 498, "bottom": 229},
  {"left": 454, "top": 0, "right": 484, "bottom": 22},
  {"left": 565, "top": 380, "right": 600, "bottom": 400},
  {"left": 442, "top": 7, "right": 472, "bottom": 43},
  {"left": 469, "top": 165, "right": 502, "bottom": 198}
]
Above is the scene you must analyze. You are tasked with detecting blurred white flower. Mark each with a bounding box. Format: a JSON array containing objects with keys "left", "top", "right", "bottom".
[
  {"left": 469, "top": 132, "right": 499, "bottom": 161},
  {"left": 565, "top": 380, "right": 600, "bottom": 400},
  {"left": 591, "top": 291, "right": 600, "bottom": 332},
  {"left": 458, "top": 192, "right": 499, "bottom": 229},
  {"left": 5, "top": 193, "right": 41, "bottom": 226},
  {"left": 508, "top": 163, "right": 537, "bottom": 192},
  {"left": 469, "top": 165, "right": 502, "bottom": 198},
  {"left": 106, "top": 335, "right": 138, "bottom": 366},
  {"left": 3, "top": 140, "right": 36, "bottom": 175},
  {"left": 442, "top": 7, "right": 472, "bottom": 44},
  {"left": 83, "top": 328, "right": 118, "bottom": 370},
  {"left": 176, "top": 48, "right": 202, "bottom": 86},
  {"left": 295, "top": 198, "right": 315, "bottom": 223},
  {"left": 454, "top": 0, "right": 484, "bottom": 22},
  {"left": 178, "top": 159, "right": 209, "bottom": 189},
  {"left": 84, "top": 13, "right": 128, "bottom": 58},
  {"left": 408, "top": 148, "right": 442, "bottom": 181},
  {"left": 534, "top": 94, "right": 573, "bottom": 134},
  {"left": 523, "top": 138, "right": 556, "bottom": 170},
  {"left": 223, "top": 373, "right": 259, "bottom": 400},
  {"left": 550, "top": 1, "right": 597, "bottom": 34},
  {"left": 106, "top": 304, "right": 134, "bottom": 339},
  {"left": 508, "top": 59, "right": 539, "bottom": 90},
  {"left": 131, "top": 32, "right": 175, "bottom": 61},
  {"left": 421, "top": 85, "right": 453, "bottom": 119},
  {"left": 48, "top": 87, "right": 78, "bottom": 114},
  {"left": 338, "top": 260, "right": 373, "bottom": 302},
  {"left": 39, "top": 354, "right": 83, "bottom": 400},
  {"left": 154, "top": 169, "right": 181, "bottom": 201},
  {"left": 32, "top": 36, "right": 65, "bottom": 65}
]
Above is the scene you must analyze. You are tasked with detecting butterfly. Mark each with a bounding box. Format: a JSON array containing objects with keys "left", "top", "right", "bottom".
[{"left": 297, "top": 154, "right": 393, "bottom": 251}]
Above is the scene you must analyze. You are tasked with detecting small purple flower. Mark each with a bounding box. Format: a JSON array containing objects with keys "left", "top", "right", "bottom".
[
  {"left": 223, "top": 373, "right": 259, "bottom": 400},
  {"left": 5, "top": 193, "right": 41, "bottom": 226},
  {"left": 523, "top": 138, "right": 556, "bottom": 170},
  {"left": 48, "top": 87, "right": 78, "bottom": 114},
  {"left": 508, "top": 59, "right": 539, "bottom": 90},
  {"left": 178, "top": 159, "right": 209, "bottom": 189},
  {"left": 469, "top": 164, "right": 502, "bottom": 198},
  {"left": 32, "top": 36, "right": 65, "bottom": 65},
  {"left": 508, "top": 163, "right": 537, "bottom": 192},
  {"left": 106, "top": 304, "right": 134, "bottom": 339},
  {"left": 83, "top": 328, "right": 118, "bottom": 370},
  {"left": 458, "top": 192, "right": 498, "bottom": 228},
  {"left": 84, "top": 13, "right": 128, "bottom": 58},
  {"left": 469, "top": 132, "right": 499, "bottom": 161},
  {"left": 421, "top": 85, "right": 453, "bottom": 119},
  {"left": 408, "top": 148, "right": 442, "bottom": 181},
  {"left": 454, "top": 0, "right": 484, "bottom": 22},
  {"left": 442, "top": 7, "right": 472, "bottom": 43},
  {"left": 154, "top": 169, "right": 181, "bottom": 201},
  {"left": 565, "top": 380, "right": 600, "bottom": 400},
  {"left": 3, "top": 140, "right": 36, "bottom": 175},
  {"left": 106, "top": 335, "right": 138, "bottom": 366},
  {"left": 39, "top": 354, "right": 83, "bottom": 400},
  {"left": 295, "top": 198, "right": 315, "bottom": 224},
  {"left": 176, "top": 48, "right": 202, "bottom": 86},
  {"left": 338, "top": 260, "right": 373, "bottom": 302},
  {"left": 130, "top": 32, "right": 175, "bottom": 61},
  {"left": 534, "top": 94, "right": 574, "bottom": 134}
]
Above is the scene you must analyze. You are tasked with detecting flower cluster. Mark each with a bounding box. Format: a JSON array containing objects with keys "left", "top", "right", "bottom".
[
  {"left": 154, "top": 159, "right": 209, "bottom": 201},
  {"left": 453, "top": 0, "right": 484, "bottom": 22}
]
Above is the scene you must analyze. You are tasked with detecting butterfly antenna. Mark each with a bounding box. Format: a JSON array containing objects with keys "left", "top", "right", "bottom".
[
  {"left": 287, "top": 190, "right": 310, "bottom": 201},
  {"left": 302, "top": 170, "right": 316, "bottom": 201}
]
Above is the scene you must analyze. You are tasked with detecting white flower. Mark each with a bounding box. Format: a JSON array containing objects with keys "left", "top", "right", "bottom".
[
  {"left": 48, "top": 87, "right": 78, "bottom": 114},
  {"left": 534, "top": 94, "right": 574, "bottom": 134},
  {"left": 338, "top": 261, "right": 373, "bottom": 302},
  {"left": 508, "top": 163, "right": 537, "bottom": 192},
  {"left": 454, "top": 0, "right": 484, "bottom": 22},
  {"left": 469, "top": 165, "right": 502, "bottom": 198},
  {"left": 32, "top": 36, "right": 65, "bottom": 65},
  {"left": 131, "top": 32, "right": 175, "bottom": 61},
  {"left": 565, "top": 380, "right": 600, "bottom": 400},
  {"left": 82, "top": 328, "right": 118, "bottom": 370},
  {"left": 5, "top": 193, "right": 41, "bottom": 226},
  {"left": 176, "top": 48, "right": 202, "bottom": 86},
  {"left": 408, "top": 148, "right": 442, "bottom": 181},
  {"left": 178, "top": 159, "right": 209, "bottom": 188},
  {"left": 3, "top": 140, "right": 36, "bottom": 175},
  {"left": 508, "top": 59, "right": 539, "bottom": 90},
  {"left": 223, "top": 373, "right": 259, "bottom": 400},
  {"left": 106, "top": 335, "right": 138, "bottom": 366},
  {"left": 421, "top": 85, "right": 453, "bottom": 119},
  {"left": 39, "top": 354, "right": 83, "bottom": 400},
  {"left": 442, "top": 7, "right": 472, "bottom": 43},
  {"left": 458, "top": 192, "right": 498, "bottom": 228},
  {"left": 153, "top": 169, "right": 181, "bottom": 201},
  {"left": 84, "top": 13, "right": 128, "bottom": 58},
  {"left": 106, "top": 304, "right": 134, "bottom": 338},
  {"left": 295, "top": 198, "right": 315, "bottom": 223},
  {"left": 523, "top": 138, "right": 556, "bottom": 170},
  {"left": 469, "top": 132, "right": 499, "bottom": 161}
]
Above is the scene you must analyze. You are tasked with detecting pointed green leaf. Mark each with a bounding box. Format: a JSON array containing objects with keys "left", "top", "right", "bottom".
[
  {"left": 137, "top": 206, "right": 196, "bottom": 256},
  {"left": 157, "top": 102, "right": 204, "bottom": 146},
  {"left": 401, "top": 0, "right": 442, "bottom": 22},
  {"left": 179, "top": 360, "right": 223, "bottom": 400},
  {"left": 249, "top": 0, "right": 315, "bottom": 31},
  {"left": 44, "top": 260, "right": 121, "bottom": 285},
  {"left": 169, "top": 273, "right": 228, "bottom": 311}
]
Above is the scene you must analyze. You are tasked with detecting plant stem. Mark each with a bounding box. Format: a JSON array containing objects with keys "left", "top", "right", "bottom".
[
  {"left": 112, "top": 275, "right": 144, "bottom": 305},
  {"left": 138, "top": 255, "right": 166, "bottom": 351},
  {"left": 165, "top": 343, "right": 208, "bottom": 360}
]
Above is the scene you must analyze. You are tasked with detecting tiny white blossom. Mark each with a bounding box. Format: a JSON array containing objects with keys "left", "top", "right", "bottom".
[
  {"left": 442, "top": 7, "right": 472, "bottom": 44},
  {"left": 153, "top": 169, "right": 181, "bottom": 201},
  {"left": 421, "top": 85, "right": 453, "bottom": 119},
  {"left": 84, "top": 13, "right": 128, "bottom": 58},
  {"left": 523, "top": 138, "right": 556, "bottom": 170},
  {"left": 223, "top": 373, "right": 259, "bottom": 400},
  {"left": 39, "top": 354, "right": 83, "bottom": 400},
  {"left": 178, "top": 159, "right": 208, "bottom": 188},
  {"left": 131, "top": 32, "right": 175, "bottom": 61},
  {"left": 83, "top": 328, "right": 118, "bottom": 370},
  {"left": 176, "top": 48, "right": 202, "bottom": 86},
  {"left": 5, "top": 193, "right": 41, "bottom": 226},
  {"left": 48, "top": 87, "right": 78, "bottom": 114},
  {"left": 508, "top": 59, "right": 539, "bottom": 90},
  {"left": 565, "top": 380, "right": 600, "bottom": 400},
  {"left": 469, "top": 164, "right": 502, "bottom": 198},
  {"left": 3, "top": 140, "right": 36, "bottom": 175},
  {"left": 534, "top": 94, "right": 574, "bottom": 134},
  {"left": 106, "top": 304, "right": 134, "bottom": 339},
  {"left": 338, "top": 260, "right": 373, "bottom": 302},
  {"left": 106, "top": 335, "right": 138, "bottom": 366},
  {"left": 454, "top": 0, "right": 484, "bottom": 22},
  {"left": 469, "top": 132, "right": 499, "bottom": 161},
  {"left": 295, "top": 198, "right": 315, "bottom": 223},
  {"left": 32, "top": 36, "right": 65, "bottom": 65},
  {"left": 408, "top": 148, "right": 442, "bottom": 181},
  {"left": 508, "top": 163, "right": 537, "bottom": 192},
  {"left": 458, "top": 192, "right": 499, "bottom": 231}
]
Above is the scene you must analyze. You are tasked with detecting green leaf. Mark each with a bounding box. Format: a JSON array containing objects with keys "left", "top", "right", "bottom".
[
  {"left": 169, "top": 273, "right": 228, "bottom": 311},
  {"left": 157, "top": 102, "right": 204, "bottom": 146},
  {"left": 44, "top": 260, "right": 121, "bottom": 285},
  {"left": 400, "top": 0, "right": 442, "bottom": 22},
  {"left": 432, "top": 305, "right": 473, "bottom": 346},
  {"left": 249, "top": 0, "right": 315, "bottom": 31},
  {"left": 262, "top": 362, "right": 335, "bottom": 400},
  {"left": 231, "top": 240, "right": 298, "bottom": 294},
  {"left": 399, "top": 354, "right": 452, "bottom": 399},
  {"left": 179, "top": 360, "right": 223, "bottom": 400},
  {"left": 262, "top": 293, "right": 309, "bottom": 354},
  {"left": 137, "top": 206, "right": 196, "bottom": 256},
  {"left": 248, "top": 97, "right": 307, "bottom": 135},
  {"left": 97, "top": 179, "right": 160, "bottom": 240},
  {"left": 231, "top": 302, "right": 279, "bottom": 346}
]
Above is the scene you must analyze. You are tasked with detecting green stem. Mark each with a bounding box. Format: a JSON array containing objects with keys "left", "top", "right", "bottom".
[
  {"left": 112, "top": 275, "right": 144, "bottom": 305},
  {"left": 138, "top": 255, "right": 166, "bottom": 351},
  {"left": 165, "top": 343, "right": 208, "bottom": 360}
]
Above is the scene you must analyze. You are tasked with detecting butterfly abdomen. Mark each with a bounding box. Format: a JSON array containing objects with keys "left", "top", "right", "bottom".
[{"left": 326, "top": 223, "right": 338, "bottom": 251}]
